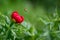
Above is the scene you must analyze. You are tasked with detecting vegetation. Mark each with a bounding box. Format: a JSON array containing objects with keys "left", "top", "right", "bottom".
[{"left": 0, "top": 0, "right": 60, "bottom": 40}]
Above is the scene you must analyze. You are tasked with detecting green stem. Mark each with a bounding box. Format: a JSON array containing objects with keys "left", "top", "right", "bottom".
[
  {"left": 31, "top": 36, "right": 35, "bottom": 40},
  {"left": 5, "top": 22, "right": 14, "bottom": 40}
]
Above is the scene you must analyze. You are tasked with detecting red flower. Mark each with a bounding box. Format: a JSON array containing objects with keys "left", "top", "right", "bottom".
[
  {"left": 20, "top": 16, "right": 24, "bottom": 22},
  {"left": 11, "top": 11, "right": 24, "bottom": 23}
]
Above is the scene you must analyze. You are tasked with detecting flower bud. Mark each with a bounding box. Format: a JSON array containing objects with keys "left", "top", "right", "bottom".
[{"left": 11, "top": 11, "right": 24, "bottom": 23}]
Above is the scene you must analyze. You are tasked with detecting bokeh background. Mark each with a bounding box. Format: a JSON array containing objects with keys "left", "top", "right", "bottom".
[{"left": 0, "top": 0, "right": 60, "bottom": 40}]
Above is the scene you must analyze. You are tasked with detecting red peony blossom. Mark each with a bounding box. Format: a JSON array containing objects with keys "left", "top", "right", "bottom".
[
  {"left": 11, "top": 11, "right": 24, "bottom": 23},
  {"left": 20, "top": 16, "right": 24, "bottom": 22},
  {"left": 11, "top": 11, "right": 19, "bottom": 19}
]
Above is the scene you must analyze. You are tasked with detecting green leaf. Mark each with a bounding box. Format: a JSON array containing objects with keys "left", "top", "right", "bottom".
[
  {"left": 5, "top": 16, "right": 11, "bottom": 25},
  {"left": 21, "top": 21, "right": 31, "bottom": 30}
]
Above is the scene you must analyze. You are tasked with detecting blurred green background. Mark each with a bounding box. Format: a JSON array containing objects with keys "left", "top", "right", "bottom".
[
  {"left": 0, "top": 0, "right": 60, "bottom": 40},
  {"left": 0, "top": 0, "right": 58, "bottom": 22}
]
